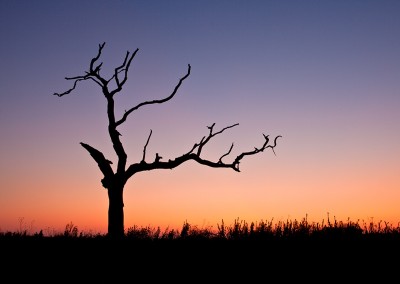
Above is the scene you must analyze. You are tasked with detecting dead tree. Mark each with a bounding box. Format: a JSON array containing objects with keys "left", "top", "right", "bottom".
[{"left": 54, "top": 42, "right": 281, "bottom": 238}]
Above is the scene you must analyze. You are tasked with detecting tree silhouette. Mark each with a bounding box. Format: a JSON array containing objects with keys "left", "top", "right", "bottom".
[{"left": 54, "top": 42, "right": 281, "bottom": 238}]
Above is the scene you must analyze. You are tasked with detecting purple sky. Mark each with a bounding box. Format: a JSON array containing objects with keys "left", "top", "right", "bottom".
[{"left": 1, "top": 0, "right": 399, "bottom": 233}]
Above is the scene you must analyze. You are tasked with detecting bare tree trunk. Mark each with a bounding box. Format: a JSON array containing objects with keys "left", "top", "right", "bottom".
[{"left": 107, "top": 184, "right": 124, "bottom": 238}]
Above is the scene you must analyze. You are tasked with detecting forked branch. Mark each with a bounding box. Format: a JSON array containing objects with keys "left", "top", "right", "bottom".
[
  {"left": 125, "top": 123, "right": 281, "bottom": 178},
  {"left": 53, "top": 42, "right": 139, "bottom": 98}
]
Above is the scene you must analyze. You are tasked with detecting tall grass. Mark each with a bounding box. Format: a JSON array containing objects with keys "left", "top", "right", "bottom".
[{"left": 2, "top": 214, "right": 400, "bottom": 241}]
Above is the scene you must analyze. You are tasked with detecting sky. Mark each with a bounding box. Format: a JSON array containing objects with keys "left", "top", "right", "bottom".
[{"left": 1, "top": 0, "right": 399, "bottom": 235}]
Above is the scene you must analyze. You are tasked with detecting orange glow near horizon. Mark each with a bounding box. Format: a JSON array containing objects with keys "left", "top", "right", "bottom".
[{"left": 2, "top": 159, "right": 400, "bottom": 235}]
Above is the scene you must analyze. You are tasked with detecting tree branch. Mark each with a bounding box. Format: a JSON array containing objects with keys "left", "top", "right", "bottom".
[
  {"left": 53, "top": 78, "right": 86, "bottom": 97},
  {"left": 197, "top": 123, "right": 239, "bottom": 155},
  {"left": 90, "top": 42, "right": 105, "bottom": 73},
  {"left": 80, "top": 142, "right": 115, "bottom": 188},
  {"left": 142, "top": 129, "right": 152, "bottom": 162},
  {"left": 115, "top": 64, "right": 191, "bottom": 127},
  {"left": 125, "top": 123, "right": 282, "bottom": 177},
  {"left": 232, "top": 135, "right": 282, "bottom": 171},
  {"left": 219, "top": 143, "right": 234, "bottom": 163},
  {"left": 109, "top": 48, "right": 139, "bottom": 97},
  {"left": 53, "top": 42, "right": 108, "bottom": 97}
]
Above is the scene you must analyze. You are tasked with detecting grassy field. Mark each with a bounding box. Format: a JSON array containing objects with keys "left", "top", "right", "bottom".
[{"left": 2, "top": 216, "right": 400, "bottom": 281}]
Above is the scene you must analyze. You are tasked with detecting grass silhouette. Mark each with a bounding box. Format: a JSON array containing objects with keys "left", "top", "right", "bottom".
[
  {"left": 2, "top": 214, "right": 400, "bottom": 241},
  {"left": 2, "top": 215, "right": 399, "bottom": 281}
]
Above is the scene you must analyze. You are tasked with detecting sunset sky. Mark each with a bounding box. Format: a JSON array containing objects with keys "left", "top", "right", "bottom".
[{"left": 1, "top": 0, "right": 399, "bottom": 234}]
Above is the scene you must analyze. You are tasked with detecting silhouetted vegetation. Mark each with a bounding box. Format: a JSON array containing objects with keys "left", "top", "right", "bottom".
[
  {"left": 2, "top": 215, "right": 400, "bottom": 242},
  {"left": 2, "top": 215, "right": 400, "bottom": 281}
]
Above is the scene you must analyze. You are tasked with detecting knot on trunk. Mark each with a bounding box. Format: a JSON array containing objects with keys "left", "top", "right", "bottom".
[{"left": 101, "top": 177, "right": 112, "bottom": 189}]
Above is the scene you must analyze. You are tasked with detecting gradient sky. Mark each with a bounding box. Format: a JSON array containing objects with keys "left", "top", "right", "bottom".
[{"left": 1, "top": 0, "right": 399, "bottom": 234}]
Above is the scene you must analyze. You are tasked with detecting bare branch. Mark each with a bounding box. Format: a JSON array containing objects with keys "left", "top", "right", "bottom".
[
  {"left": 80, "top": 142, "right": 114, "bottom": 188},
  {"left": 53, "top": 78, "right": 86, "bottom": 97},
  {"left": 186, "top": 140, "right": 203, "bottom": 155},
  {"left": 219, "top": 143, "right": 234, "bottom": 163},
  {"left": 142, "top": 129, "right": 153, "bottom": 162},
  {"left": 53, "top": 74, "right": 106, "bottom": 97},
  {"left": 270, "top": 135, "right": 282, "bottom": 155},
  {"left": 107, "top": 69, "right": 124, "bottom": 83},
  {"left": 90, "top": 42, "right": 105, "bottom": 73},
  {"left": 109, "top": 48, "right": 139, "bottom": 97},
  {"left": 114, "top": 51, "right": 130, "bottom": 86},
  {"left": 197, "top": 123, "right": 239, "bottom": 155},
  {"left": 115, "top": 64, "right": 191, "bottom": 127},
  {"left": 232, "top": 135, "right": 282, "bottom": 171},
  {"left": 53, "top": 42, "right": 108, "bottom": 97},
  {"left": 125, "top": 122, "right": 281, "bottom": 177}
]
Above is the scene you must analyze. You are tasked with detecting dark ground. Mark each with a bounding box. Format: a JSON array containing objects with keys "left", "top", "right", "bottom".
[{"left": 2, "top": 235, "right": 399, "bottom": 282}]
